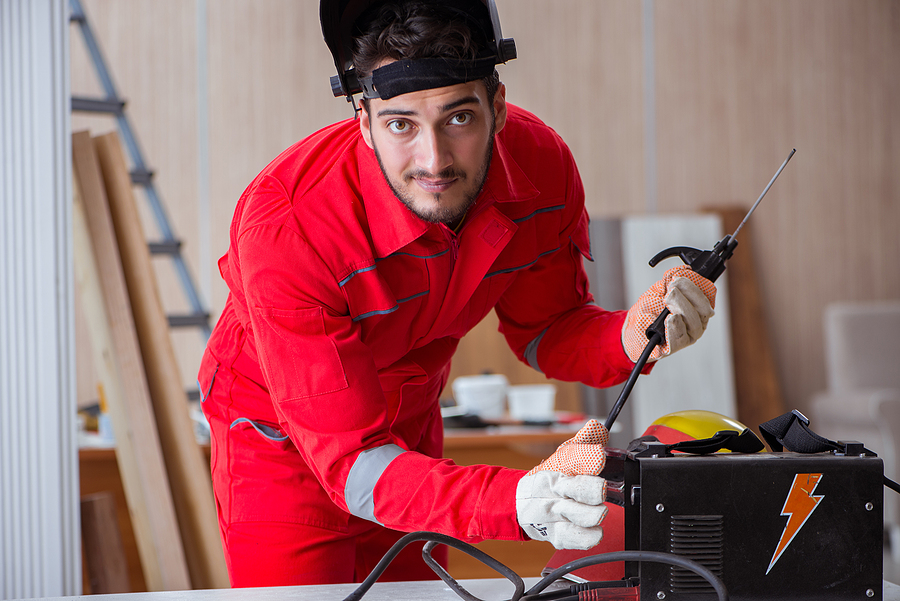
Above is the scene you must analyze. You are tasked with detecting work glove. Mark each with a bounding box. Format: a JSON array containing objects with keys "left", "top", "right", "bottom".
[
  {"left": 621, "top": 265, "right": 716, "bottom": 363},
  {"left": 516, "top": 420, "right": 609, "bottom": 549}
]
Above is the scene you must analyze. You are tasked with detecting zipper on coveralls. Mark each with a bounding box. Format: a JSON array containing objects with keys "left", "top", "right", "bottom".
[
  {"left": 450, "top": 234, "right": 459, "bottom": 263},
  {"left": 442, "top": 225, "right": 460, "bottom": 272}
]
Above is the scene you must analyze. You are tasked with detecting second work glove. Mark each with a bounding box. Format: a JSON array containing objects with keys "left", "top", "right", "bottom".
[
  {"left": 621, "top": 265, "right": 717, "bottom": 363},
  {"left": 516, "top": 420, "right": 610, "bottom": 549}
]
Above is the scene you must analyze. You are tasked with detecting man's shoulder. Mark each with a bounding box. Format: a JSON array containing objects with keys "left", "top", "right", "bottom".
[
  {"left": 505, "top": 103, "right": 548, "bottom": 128},
  {"left": 496, "top": 103, "right": 576, "bottom": 184},
  {"left": 501, "top": 103, "right": 572, "bottom": 157},
  {"left": 235, "top": 120, "right": 368, "bottom": 239},
  {"left": 257, "top": 118, "right": 362, "bottom": 192}
]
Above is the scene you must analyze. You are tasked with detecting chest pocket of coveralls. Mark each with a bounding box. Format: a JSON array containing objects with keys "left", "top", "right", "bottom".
[
  {"left": 340, "top": 251, "right": 433, "bottom": 360},
  {"left": 254, "top": 306, "right": 350, "bottom": 402},
  {"left": 467, "top": 203, "right": 567, "bottom": 328}
]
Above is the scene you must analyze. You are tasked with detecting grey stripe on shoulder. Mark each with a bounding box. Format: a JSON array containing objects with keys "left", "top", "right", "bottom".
[
  {"left": 345, "top": 444, "right": 406, "bottom": 524},
  {"left": 525, "top": 328, "right": 548, "bottom": 373}
]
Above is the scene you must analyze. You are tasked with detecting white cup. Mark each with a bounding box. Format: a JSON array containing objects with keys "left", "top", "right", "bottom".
[
  {"left": 451, "top": 374, "right": 509, "bottom": 419},
  {"left": 507, "top": 384, "right": 556, "bottom": 422}
]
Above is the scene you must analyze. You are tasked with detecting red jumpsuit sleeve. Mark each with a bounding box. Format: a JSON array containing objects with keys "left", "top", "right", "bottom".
[
  {"left": 494, "top": 139, "right": 653, "bottom": 388},
  {"left": 235, "top": 182, "right": 526, "bottom": 543}
]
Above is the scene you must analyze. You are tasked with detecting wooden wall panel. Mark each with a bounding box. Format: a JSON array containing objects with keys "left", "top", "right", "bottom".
[
  {"left": 654, "top": 0, "right": 900, "bottom": 417},
  {"left": 495, "top": 0, "right": 646, "bottom": 218},
  {"left": 206, "top": 0, "right": 351, "bottom": 317}
]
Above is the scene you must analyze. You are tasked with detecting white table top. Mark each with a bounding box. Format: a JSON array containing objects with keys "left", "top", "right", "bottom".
[
  {"left": 20, "top": 579, "right": 529, "bottom": 601},
  {"left": 20, "top": 579, "right": 900, "bottom": 601}
]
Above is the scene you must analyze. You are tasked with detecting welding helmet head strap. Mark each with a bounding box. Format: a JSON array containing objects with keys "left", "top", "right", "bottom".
[{"left": 359, "top": 54, "right": 497, "bottom": 99}]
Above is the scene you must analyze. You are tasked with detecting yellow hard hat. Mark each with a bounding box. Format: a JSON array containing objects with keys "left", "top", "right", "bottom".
[{"left": 642, "top": 410, "right": 764, "bottom": 452}]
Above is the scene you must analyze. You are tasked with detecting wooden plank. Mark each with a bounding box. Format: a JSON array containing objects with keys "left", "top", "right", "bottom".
[
  {"left": 707, "top": 206, "right": 786, "bottom": 433},
  {"left": 93, "top": 132, "right": 229, "bottom": 589},
  {"left": 79, "top": 448, "right": 148, "bottom": 592},
  {"left": 80, "top": 492, "right": 130, "bottom": 594},
  {"left": 72, "top": 131, "right": 191, "bottom": 591}
]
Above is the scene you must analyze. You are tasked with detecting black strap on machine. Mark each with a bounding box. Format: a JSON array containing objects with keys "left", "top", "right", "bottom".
[
  {"left": 759, "top": 409, "right": 900, "bottom": 495},
  {"left": 670, "top": 428, "right": 766, "bottom": 454},
  {"left": 631, "top": 428, "right": 766, "bottom": 457},
  {"left": 758, "top": 409, "right": 847, "bottom": 454}
]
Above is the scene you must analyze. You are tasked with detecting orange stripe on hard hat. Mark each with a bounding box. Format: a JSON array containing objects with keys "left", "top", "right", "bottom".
[{"left": 642, "top": 424, "right": 696, "bottom": 445}]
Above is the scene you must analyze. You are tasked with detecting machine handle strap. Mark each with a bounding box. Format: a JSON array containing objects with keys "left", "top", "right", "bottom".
[
  {"left": 758, "top": 409, "right": 846, "bottom": 454},
  {"left": 759, "top": 410, "right": 900, "bottom": 497}
]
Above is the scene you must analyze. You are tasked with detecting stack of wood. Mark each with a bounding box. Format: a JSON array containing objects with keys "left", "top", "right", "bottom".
[{"left": 72, "top": 131, "right": 229, "bottom": 591}]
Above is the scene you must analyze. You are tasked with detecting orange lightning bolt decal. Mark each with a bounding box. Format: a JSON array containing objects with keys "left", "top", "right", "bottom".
[{"left": 766, "top": 473, "right": 824, "bottom": 574}]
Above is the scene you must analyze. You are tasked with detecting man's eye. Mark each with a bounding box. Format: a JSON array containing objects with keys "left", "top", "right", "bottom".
[
  {"left": 387, "top": 120, "right": 410, "bottom": 134},
  {"left": 450, "top": 112, "right": 473, "bottom": 125}
]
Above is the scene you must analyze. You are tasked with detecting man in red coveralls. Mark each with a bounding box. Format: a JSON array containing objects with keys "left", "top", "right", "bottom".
[{"left": 198, "top": 0, "right": 717, "bottom": 587}]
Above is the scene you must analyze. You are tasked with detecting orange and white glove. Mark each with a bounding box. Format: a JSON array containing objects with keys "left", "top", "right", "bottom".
[
  {"left": 621, "top": 265, "right": 717, "bottom": 363},
  {"left": 516, "top": 420, "right": 610, "bottom": 549}
]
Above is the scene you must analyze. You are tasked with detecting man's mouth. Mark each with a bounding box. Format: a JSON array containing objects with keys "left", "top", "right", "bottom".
[{"left": 414, "top": 177, "right": 458, "bottom": 194}]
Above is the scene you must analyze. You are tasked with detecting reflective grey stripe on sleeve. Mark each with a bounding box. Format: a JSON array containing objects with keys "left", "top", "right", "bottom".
[
  {"left": 525, "top": 328, "right": 548, "bottom": 373},
  {"left": 345, "top": 444, "right": 406, "bottom": 524}
]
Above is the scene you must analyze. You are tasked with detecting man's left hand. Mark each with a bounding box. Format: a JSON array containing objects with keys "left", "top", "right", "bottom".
[
  {"left": 621, "top": 265, "right": 716, "bottom": 362},
  {"left": 516, "top": 420, "right": 610, "bottom": 549}
]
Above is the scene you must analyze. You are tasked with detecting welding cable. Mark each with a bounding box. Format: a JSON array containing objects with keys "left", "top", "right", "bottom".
[
  {"left": 885, "top": 476, "right": 900, "bottom": 495},
  {"left": 341, "top": 532, "right": 728, "bottom": 601},
  {"left": 523, "top": 551, "right": 728, "bottom": 601},
  {"left": 341, "top": 531, "right": 525, "bottom": 601},
  {"left": 421, "top": 539, "right": 525, "bottom": 601}
]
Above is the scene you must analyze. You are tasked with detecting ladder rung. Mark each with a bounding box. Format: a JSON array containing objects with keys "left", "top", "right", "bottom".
[
  {"left": 168, "top": 313, "right": 211, "bottom": 328},
  {"left": 71, "top": 96, "right": 125, "bottom": 114},
  {"left": 130, "top": 168, "right": 154, "bottom": 185},
  {"left": 149, "top": 240, "right": 182, "bottom": 255}
]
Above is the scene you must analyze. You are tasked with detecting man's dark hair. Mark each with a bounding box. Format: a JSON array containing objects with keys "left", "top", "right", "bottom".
[{"left": 352, "top": 1, "right": 501, "bottom": 104}]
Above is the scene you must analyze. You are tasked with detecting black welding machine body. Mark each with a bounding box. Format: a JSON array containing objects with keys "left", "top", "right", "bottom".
[
  {"left": 618, "top": 444, "right": 883, "bottom": 600},
  {"left": 560, "top": 410, "right": 886, "bottom": 601}
]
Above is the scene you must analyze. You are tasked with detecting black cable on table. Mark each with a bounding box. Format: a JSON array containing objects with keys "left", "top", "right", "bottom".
[{"left": 341, "top": 531, "right": 728, "bottom": 601}]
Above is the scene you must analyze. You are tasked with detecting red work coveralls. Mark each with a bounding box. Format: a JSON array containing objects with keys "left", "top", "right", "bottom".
[{"left": 198, "top": 104, "right": 641, "bottom": 586}]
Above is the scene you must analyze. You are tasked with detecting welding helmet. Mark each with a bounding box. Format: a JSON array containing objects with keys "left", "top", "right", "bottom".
[
  {"left": 320, "top": 0, "right": 517, "bottom": 102},
  {"left": 643, "top": 410, "right": 765, "bottom": 452}
]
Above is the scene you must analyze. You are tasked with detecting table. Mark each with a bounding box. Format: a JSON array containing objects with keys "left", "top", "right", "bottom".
[
  {"left": 78, "top": 425, "right": 581, "bottom": 591},
  {"left": 25, "top": 578, "right": 900, "bottom": 600}
]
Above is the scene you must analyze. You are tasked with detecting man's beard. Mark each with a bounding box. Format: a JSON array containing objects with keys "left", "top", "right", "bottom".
[{"left": 372, "top": 129, "right": 495, "bottom": 226}]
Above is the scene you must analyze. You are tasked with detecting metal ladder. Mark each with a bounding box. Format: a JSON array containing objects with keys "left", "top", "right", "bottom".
[{"left": 69, "top": 0, "right": 212, "bottom": 346}]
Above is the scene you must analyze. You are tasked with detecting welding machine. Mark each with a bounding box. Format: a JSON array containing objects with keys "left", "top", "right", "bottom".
[
  {"left": 610, "top": 440, "right": 884, "bottom": 601},
  {"left": 537, "top": 410, "right": 887, "bottom": 601}
]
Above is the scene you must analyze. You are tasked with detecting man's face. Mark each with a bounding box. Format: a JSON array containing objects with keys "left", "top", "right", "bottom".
[{"left": 360, "top": 79, "right": 507, "bottom": 226}]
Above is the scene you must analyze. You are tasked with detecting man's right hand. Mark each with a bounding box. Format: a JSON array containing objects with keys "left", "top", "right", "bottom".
[{"left": 515, "top": 420, "right": 609, "bottom": 549}]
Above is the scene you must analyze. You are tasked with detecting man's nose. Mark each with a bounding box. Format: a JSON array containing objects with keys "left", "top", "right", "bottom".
[{"left": 416, "top": 129, "right": 452, "bottom": 175}]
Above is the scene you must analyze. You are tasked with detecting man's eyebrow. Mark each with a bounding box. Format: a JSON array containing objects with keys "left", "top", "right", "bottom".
[
  {"left": 376, "top": 108, "right": 417, "bottom": 118},
  {"left": 375, "top": 96, "right": 481, "bottom": 119},
  {"left": 441, "top": 96, "right": 479, "bottom": 112}
]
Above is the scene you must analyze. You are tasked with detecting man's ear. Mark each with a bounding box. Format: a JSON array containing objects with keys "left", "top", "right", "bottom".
[
  {"left": 359, "top": 100, "right": 375, "bottom": 149},
  {"left": 493, "top": 83, "right": 508, "bottom": 134}
]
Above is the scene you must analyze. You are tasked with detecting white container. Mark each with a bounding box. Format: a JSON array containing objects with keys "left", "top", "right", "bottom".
[
  {"left": 507, "top": 384, "right": 557, "bottom": 422},
  {"left": 451, "top": 374, "right": 509, "bottom": 419}
]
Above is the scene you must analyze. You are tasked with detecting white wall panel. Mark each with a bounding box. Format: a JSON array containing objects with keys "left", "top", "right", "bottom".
[{"left": 0, "top": 0, "right": 79, "bottom": 597}]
